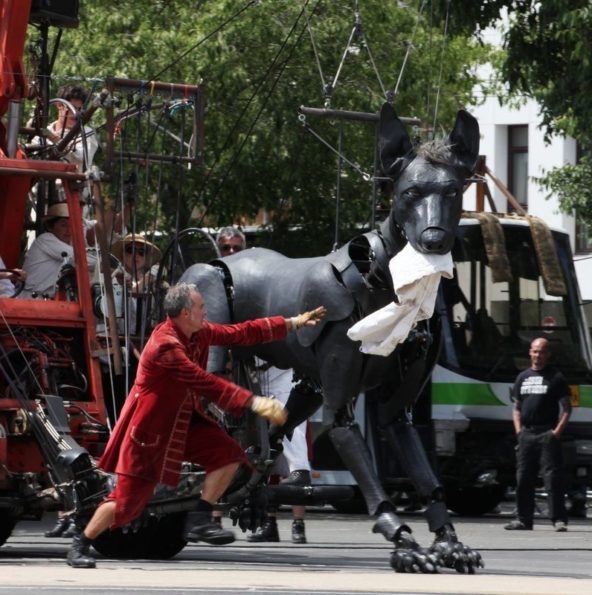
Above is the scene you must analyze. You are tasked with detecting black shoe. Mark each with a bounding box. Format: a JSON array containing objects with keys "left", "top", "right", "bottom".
[
  {"left": 247, "top": 517, "right": 280, "bottom": 543},
  {"left": 184, "top": 511, "right": 235, "bottom": 545},
  {"left": 66, "top": 534, "right": 96, "bottom": 568},
  {"left": 504, "top": 520, "right": 532, "bottom": 530},
  {"left": 62, "top": 519, "right": 79, "bottom": 538},
  {"left": 45, "top": 516, "right": 70, "bottom": 538},
  {"left": 292, "top": 519, "right": 307, "bottom": 544},
  {"left": 280, "top": 470, "right": 312, "bottom": 487}
]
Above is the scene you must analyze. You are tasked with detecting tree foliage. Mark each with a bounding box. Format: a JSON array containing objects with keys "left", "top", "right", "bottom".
[
  {"left": 442, "top": 1, "right": 592, "bottom": 223},
  {"left": 32, "top": 0, "right": 494, "bottom": 255}
]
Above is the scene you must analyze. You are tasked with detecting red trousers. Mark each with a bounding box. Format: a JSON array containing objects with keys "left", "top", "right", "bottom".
[{"left": 103, "top": 420, "right": 247, "bottom": 528}]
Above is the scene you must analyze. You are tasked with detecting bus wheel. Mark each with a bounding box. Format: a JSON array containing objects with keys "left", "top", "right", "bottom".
[
  {"left": 445, "top": 484, "right": 506, "bottom": 516},
  {"left": 93, "top": 512, "right": 187, "bottom": 559},
  {"left": 331, "top": 488, "right": 368, "bottom": 514}
]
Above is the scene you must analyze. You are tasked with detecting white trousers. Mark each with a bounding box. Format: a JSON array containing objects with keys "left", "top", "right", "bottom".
[{"left": 259, "top": 363, "right": 310, "bottom": 474}]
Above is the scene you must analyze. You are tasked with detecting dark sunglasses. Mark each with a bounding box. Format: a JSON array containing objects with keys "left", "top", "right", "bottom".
[
  {"left": 125, "top": 245, "right": 146, "bottom": 256},
  {"left": 220, "top": 244, "right": 243, "bottom": 253}
]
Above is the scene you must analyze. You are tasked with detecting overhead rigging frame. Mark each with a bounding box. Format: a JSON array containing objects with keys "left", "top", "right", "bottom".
[{"left": 103, "top": 76, "right": 205, "bottom": 171}]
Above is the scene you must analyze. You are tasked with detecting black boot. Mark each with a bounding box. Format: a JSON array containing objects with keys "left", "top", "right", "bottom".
[
  {"left": 62, "top": 519, "right": 79, "bottom": 538},
  {"left": 280, "top": 470, "right": 311, "bottom": 486},
  {"left": 67, "top": 534, "right": 96, "bottom": 568},
  {"left": 184, "top": 511, "right": 235, "bottom": 545},
  {"left": 291, "top": 519, "right": 307, "bottom": 544},
  {"left": 247, "top": 517, "right": 280, "bottom": 542},
  {"left": 45, "top": 516, "right": 70, "bottom": 538}
]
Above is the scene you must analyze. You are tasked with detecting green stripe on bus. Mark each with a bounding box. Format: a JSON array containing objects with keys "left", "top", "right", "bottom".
[
  {"left": 432, "top": 383, "right": 506, "bottom": 406},
  {"left": 579, "top": 386, "right": 592, "bottom": 408}
]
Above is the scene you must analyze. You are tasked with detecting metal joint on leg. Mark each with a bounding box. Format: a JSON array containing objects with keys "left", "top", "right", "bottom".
[{"left": 372, "top": 510, "right": 412, "bottom": 542}]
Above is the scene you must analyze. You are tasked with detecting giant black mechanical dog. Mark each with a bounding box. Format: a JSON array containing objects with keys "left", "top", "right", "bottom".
[{"left": 181, "top": 103, "right": 482, "bottom": 573}]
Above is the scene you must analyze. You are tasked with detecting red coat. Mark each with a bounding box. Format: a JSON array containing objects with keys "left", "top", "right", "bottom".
[{"left": 98, "top": 316, "right": 288, "bottom": 485}]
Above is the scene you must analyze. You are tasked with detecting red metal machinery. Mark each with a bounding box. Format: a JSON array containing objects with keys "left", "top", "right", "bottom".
[
  {"left": 0, "top": 0, "right": 109, "bottom": 543},
  {"left": 0, "top": 0, "right": 207, "bottom": 554}
]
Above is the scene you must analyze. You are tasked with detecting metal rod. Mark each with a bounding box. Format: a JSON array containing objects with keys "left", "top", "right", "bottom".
[
  {"left": 105, "top": 76, "right": 202, "bottom": 96},
  {"left": 0, "top": 165, "right": 86, "bottom": 180},
  {"left": 91, "top": 180, "right": 123, "bottom": 376},
  {"left": 54, "top": 90, "right": 110, "bottom": 155},
  {"left": 299, "top": 105, "right": 420, "bottom": 125},
  {"left": 113, "top": 151, "right": 200, "bottom": 165}
]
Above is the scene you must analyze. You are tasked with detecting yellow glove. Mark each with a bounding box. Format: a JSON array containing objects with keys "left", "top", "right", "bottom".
[
  {"left": 250, "top": 396, "right": 288, "bottom": 426},
  {"left": 291, "top": 305, "right": 327, "bottom": 330}
]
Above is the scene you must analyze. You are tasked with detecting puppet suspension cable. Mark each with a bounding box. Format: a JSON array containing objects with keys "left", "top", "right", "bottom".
[
  {"left": 334, "top": 123, "right": 343, "bottom": 250},
  {"left": 194, "top": 0, "right": 317, "bottom": 225},
  {"left": 431, "top": 0, "right": 451, "bottom": 132},
  {"left": 188, "top": 0, "right": 316, "bottom": 222},
  {"left": 393, "top": 0, "right": 428, "bottom": 98},
  {"left": 326, "top": 13, "right": 360, "bottom": 106},
  {"left": 313, "top": 6, "right": 387, "bottom": 107},
  {"left": 363, "top": 30, "right": 387, "bottom": 101},
  {"left": 171, "top": 107, "right": 188, "bottom": 283},
  {"left": 147, "top": 0, "right": 260, "bottom": 82},
  {"left": 304, "top": 9, "right": 327, "bottom": 99},
  {"left": 298, "top": 112, "right": 375, "bottom": 182},
  {"left": 371, "top": 124, "right": 380, "bottom": 227}
]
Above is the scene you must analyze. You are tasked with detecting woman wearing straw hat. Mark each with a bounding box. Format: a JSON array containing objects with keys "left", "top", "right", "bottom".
[
  {"left": 21, "top": 203, "right": 76, "bottom": 298},
  {"left": 104, "top": 234, "right": 163, "bottom": 339},
  {"left": 111, "top": 233, "right": 162, "bottom": 298}
]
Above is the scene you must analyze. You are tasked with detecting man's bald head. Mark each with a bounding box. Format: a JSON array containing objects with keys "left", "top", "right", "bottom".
[{"left": 529, "top": 337, "right": 551, "bottom": 371}]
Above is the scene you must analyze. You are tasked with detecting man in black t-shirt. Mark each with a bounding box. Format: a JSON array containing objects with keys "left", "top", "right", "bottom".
[{"left": 505, "top": 337, "right": 572, "bottom": 531}]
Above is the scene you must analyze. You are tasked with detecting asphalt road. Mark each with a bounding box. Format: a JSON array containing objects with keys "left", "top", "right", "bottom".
[{"left": 0, "top": 504, "right": 591, "bottom": 595}]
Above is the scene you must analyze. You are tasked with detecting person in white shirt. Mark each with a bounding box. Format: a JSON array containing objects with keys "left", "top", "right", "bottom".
[
  {"left": 215, "top": 227, "right": 312, "bottom": 544},
  {"left": 0, "top": 256, "right": 27, "bottom": 298},
  {"left": 43, "top": 85, "right": 99, "bottom": 184},
  {"left": 21, "top": 203, "right": 95, "bottom": 298}
]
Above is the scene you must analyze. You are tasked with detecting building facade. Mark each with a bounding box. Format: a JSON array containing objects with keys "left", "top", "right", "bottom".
[{"left": 464, "top": 95, "right": 592, "bottom": 299}]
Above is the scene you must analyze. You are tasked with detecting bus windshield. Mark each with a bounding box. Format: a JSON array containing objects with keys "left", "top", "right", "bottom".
[{"left": 437, "top": 222, "right": 592, "bottom": 383}]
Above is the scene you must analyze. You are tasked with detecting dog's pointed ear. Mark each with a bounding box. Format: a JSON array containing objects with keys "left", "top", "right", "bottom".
[
  {"left": 447, "top": 110, "right": 480, "bottom": 175},
  {"left": 378, "top": 102, "right": 415, "bottom": 178}
]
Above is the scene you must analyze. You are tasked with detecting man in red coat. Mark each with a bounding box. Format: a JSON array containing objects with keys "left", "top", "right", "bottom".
[{"left": 67, "top": 282, "right": 325, "bottom": 568}]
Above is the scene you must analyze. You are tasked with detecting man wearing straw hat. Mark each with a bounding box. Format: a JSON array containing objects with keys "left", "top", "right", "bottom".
[{"left": 21, "top": 203, "right": 96, "bottom": 298}]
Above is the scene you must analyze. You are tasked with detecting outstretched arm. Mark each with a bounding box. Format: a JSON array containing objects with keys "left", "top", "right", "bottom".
[{"left": 288, "top": 306, "right": 327, "bottom": 330}]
